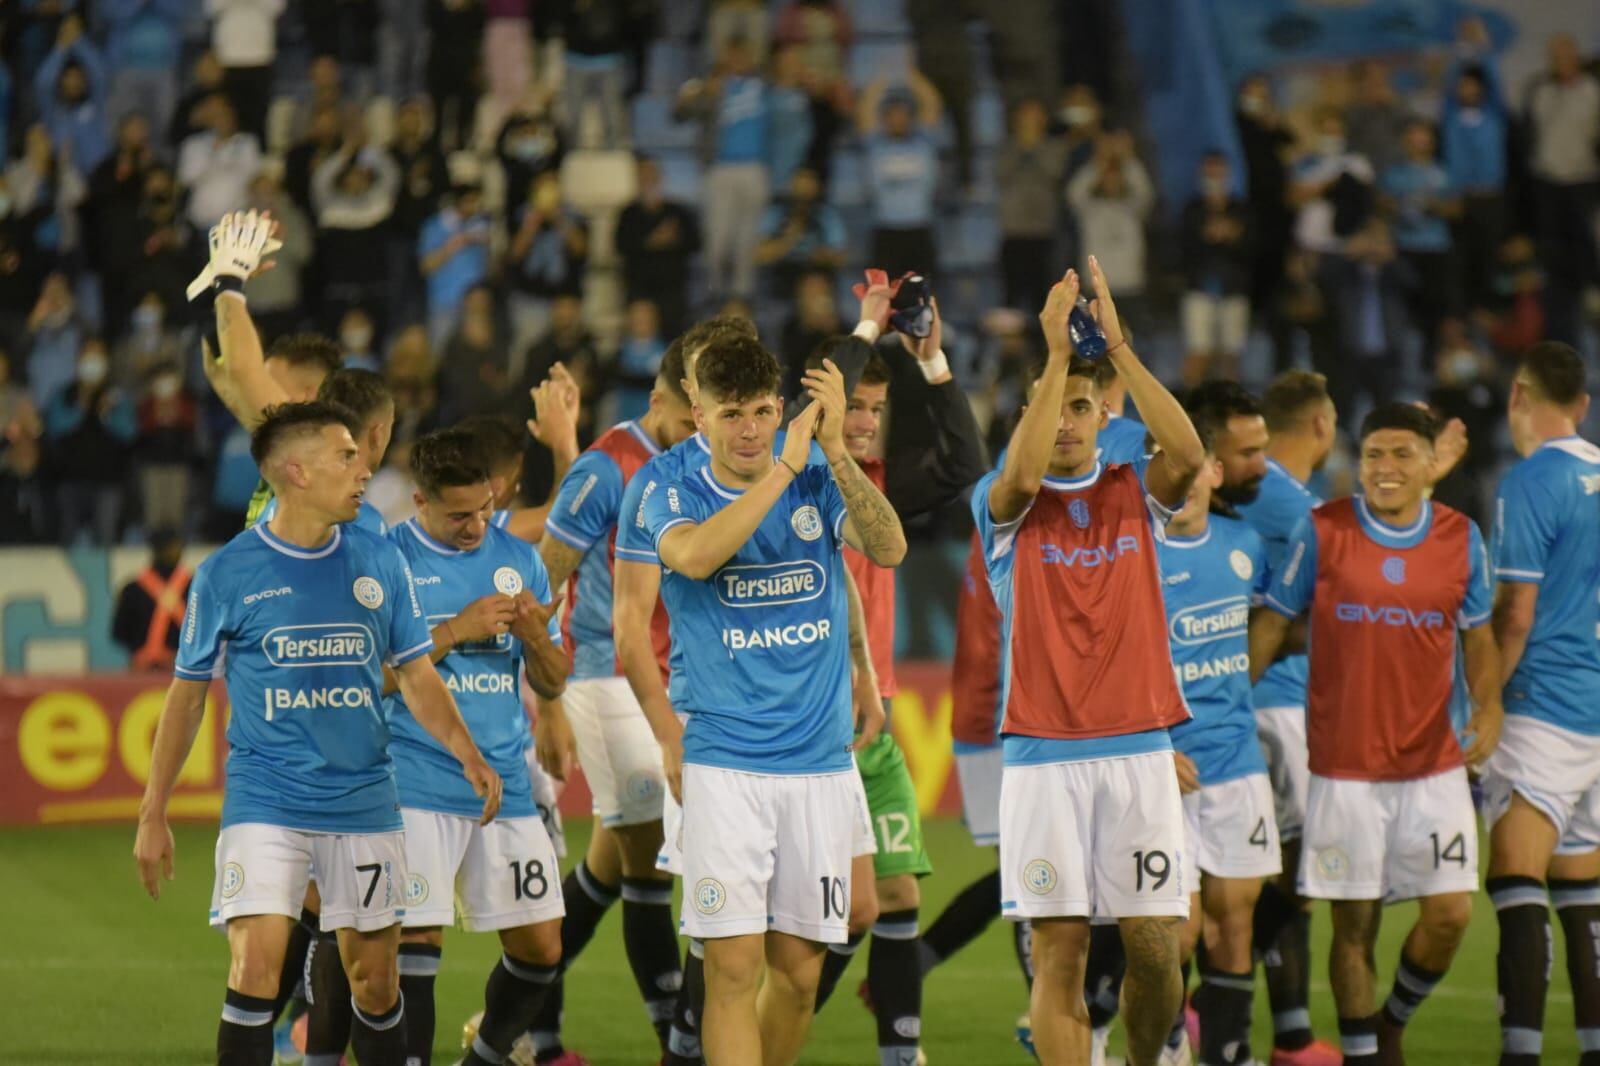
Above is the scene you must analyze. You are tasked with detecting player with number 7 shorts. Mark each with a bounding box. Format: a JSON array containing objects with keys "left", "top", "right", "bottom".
[
  {"left": 1249, "top": 402, "right": 1503, "bottom": 1066},
  {"left": 133, "top": 402, "right": 503, "bottom": 1066},
  {"left": 385, "top": 427, "right": 574, "bottom": 1066}
]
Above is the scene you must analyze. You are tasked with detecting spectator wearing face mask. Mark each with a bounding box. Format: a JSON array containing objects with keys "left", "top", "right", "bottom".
[
  {"left": 1067, "top": 129, "right": 1155, "bottom": 309},
  {"left": 95, "top": 167, "right": 196, "bottom": 340},
  {"left": 1234, "top": 75, "right": 1294, "bottom": 320},
  {"left": 133, "top": 365, "right": 197, "bottom": 532},
  {"left": 1425, "top": 321, "right": 1501, "bottom": 525},
  {"left": 506, "top": 171, "right": 589, "bottom": 367},
  {"left": 176, "top": 93, "right": 261, "bottom": 228},
  {"left": 339, "top": 307, "right": 381, "bottom": 372},
  {"left": 116, "top": 291, "right": 185, "bottom": 388},
  {"left": 1290, "top": 109, "right": 1375, "bottom": 254},
  {"left": 35, "top": 16, "right": 112, "bottom": 174},
  {"left": 43, "top": 340, "right": 136, "bottom": 545},
  {"left": 495, "top": 110, "right": 566, "bottom": 209}
]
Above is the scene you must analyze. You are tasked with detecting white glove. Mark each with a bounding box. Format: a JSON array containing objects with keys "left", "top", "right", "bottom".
[{"left": 186, "top": 210, "right": 284, "bottom": 301}]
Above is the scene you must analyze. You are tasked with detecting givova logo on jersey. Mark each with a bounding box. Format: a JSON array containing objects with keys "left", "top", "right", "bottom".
[
  {"left": 261, "top": 623, "right": 375, "bottom": 666},
  {"left": 715, "top": 561, "right": 827, "bottom": 608},
  {"left": 1168, "top": 597, "right": 1250, "bottom": 646}
]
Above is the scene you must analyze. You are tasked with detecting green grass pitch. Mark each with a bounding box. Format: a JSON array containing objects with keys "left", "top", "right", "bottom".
[{"left": 0, "top": 819, "right": 1575, "bottom": 1063}]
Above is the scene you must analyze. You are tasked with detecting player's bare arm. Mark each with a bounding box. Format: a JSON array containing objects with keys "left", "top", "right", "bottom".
[
  {"left": 990, "top": 270, "right": 1081, "bottom": 523},
  {"left": 532, "top": 693, "right": 577, "bottom": 781},
  {"left": 132, "top": 678, "right": 211, "bottom": 899},
  {"left": 843, "top": 565, "right": 885, "bottom": 750},
  {"left": 805, "top": 358, "right": 907, "bottom": 566},
  {"left": 657, "top": 404, "right": 822, "bottom": 579},
  {"left": 510, "top": 590, "right": 568, "bottom": 698},
  {"left": 1087, "top": 255, "right": 1204, "bottom": 507},
  {"left": 538, "top": 535, "right": 585, "bottom": 590},
  {"left": 201, "top": 211, "right": 290, "bottom": 430},
  {"left": 393, "top": 655, "right": 504, "bottom": 824},
  {"left": 380, "top": 593, "right": 516, "bottom": 694},
  {"left": 507, "top": 365, "right": 583, "bottom": 542},
  {"left": 1460, "top": 622, "right": 1506, "bottom": 764},
  {"left": 613, "top": 557, "right": 685, "bottom": 798},
  {"left": 1248, "top": 610, "right": 1293, "bottom": 686},
  {"left": 1490, "top": 582, "right": 1538, "bottom": 684}
]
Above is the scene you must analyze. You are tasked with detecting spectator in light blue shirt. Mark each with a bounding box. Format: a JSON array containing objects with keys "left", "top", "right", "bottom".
[
  {"left": 1381, "top": 120, "right": 1460, "bottom": 341},
  {"left": 101, "top": 0, "right": 186, "bottom": 133},
  {"left": 766, "top": 45, "right": 814, "bottom": 193},
  {"left": 1441, "top": 64, "right": 1507, "bottom": 306},
  {"left": 612, "top": 298, "right": 667, "bottom": 421},
  {"left": 418, "top": 183, "right": 494, "bottom": 349},
  {"left": 34, "top": 21, "right": 113, "bottom": 174},
  {"left": 755, "top": 166, "right": 846, "bottom": 294},
  {"left": 857, "top": 69, "right": 943, "bottom": 277}
]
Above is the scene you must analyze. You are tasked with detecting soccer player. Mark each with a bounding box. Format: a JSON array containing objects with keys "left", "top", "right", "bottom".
[
  {"left": 455, "top": 363, "right": 583, "bottom": 542},
  {"left": 133, "top": 402, "right": 502, "bottom": 1066},
  {"left": 642, "top": 334, "right": 905, "bottom": 1066},
  {"left": 1232, "top": 371, "right": 1340, "bottom": 1066},
  {"left": 529, "top": 341, "right": 698, "bottom": 1054},
  {"left": 806, "top": 297, "right": 988, "bottom": 1066},
  {"left": 387, "top": 428, "right": 571, "bottom": 1066},
  {"left": 1157, "top": 419, "right": 1279, "bottom": 1066},
  {"left": 1480, "top": 342, "right": 1600, "bottom": 1066},
  {"left": 258, "top": 368, "right": 393, "bottom": 534},
  {"left": 1249, "top": 402, "right": 1502, "bottom": 1066},
  {"left": 976, "top": 258, "right": 1204, "bottom": 1066}
]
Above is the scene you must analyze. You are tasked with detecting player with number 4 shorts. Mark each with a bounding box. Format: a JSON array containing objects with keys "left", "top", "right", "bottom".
[
  {"left": 386, "top": 428, "right": 573, "bottom": 1066},
  {"left": 1250, "top": 402, "right": 1503, "bottom": 1066},
  {"left": 976, "top": 260, "right": 1204, "bottom": 1066},
  {"left": 134, "top": 401, "right": 503, "bottom": 1066}
]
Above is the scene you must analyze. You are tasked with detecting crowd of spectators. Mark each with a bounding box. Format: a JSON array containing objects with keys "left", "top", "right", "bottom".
[{"left": 0, "top": 3, "right": 1594, "bottom": 546}]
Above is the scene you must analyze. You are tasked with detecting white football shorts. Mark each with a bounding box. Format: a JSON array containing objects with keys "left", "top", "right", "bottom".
[
  {"left": 400, "top": 809, "right": 565, "bottom": 931},
  {"left": 210, "top": 823, "right": 406, "bottom": 933}
]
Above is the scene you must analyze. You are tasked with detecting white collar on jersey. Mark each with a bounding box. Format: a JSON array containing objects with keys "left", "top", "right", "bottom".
[
  {"left": 692, "top": 432, "right": 710, "bottom": 454},
  {"left": 405, "top": 517, "right": 477, "bottom": 556},
  {"left": 254, "top": 521, "right": 342, "bottom": 559},
  {"left": 1040, "top": 462, "right": 1103, "bottom": 493},
  {"left": 1354, "top": 495, "right": 1430, "bottom": 540},
  {"left": 623, "top": 420, "right": 664, "bottom": 456},
  {"left": 698, "top": 465, "right": 745, "bottom": 501},
  {"left": 1539, "top": 435, "right": 1600, "bottom": 463},
  {"left": 1265, "top": 457, "right": 1307, "bottom": 492},
  {"left": 1162, "top": 526, "right": 1212, "bottom": 549}
]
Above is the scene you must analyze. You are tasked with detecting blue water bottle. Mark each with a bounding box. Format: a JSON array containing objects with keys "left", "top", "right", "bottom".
[{"left": 1068, "top": 295, "right": 1107, "bottom": 359}]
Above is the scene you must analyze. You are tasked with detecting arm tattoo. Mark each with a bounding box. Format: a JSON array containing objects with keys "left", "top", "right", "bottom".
[
  {"left": 830, "top": 454, "right": 904, "bottom": 565},
  {"left": 538, "top": 538, "right": 585, "bottom": 591}
]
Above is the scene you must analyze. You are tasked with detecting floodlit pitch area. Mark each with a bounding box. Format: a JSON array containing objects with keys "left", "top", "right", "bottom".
[{"left": 2, "top": 819, "right": 1572, "bottom": 1063}]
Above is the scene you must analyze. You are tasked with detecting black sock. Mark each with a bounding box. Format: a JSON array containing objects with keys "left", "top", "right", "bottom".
[
  {"left": 305, "top": 932, "right": 354, "bottom": 1063},
  {"left": 663, "top": 940, "right": 705, "bottom": 1065},
  {"left": 814, "top": 932, "right": 863, "bottom": 1011},
  {"left": 527, "top": 976, "right": 564, "bottom": 1062},
  {"left": 466, "top": 953, "right": 560, "bottom": 1064},
  {"left": 621, "top": 877, "right": 682, "bottom": 1046},
  {"left": 1264, "top": 903, "right": 1314, "bottom": 1051},
  {"left": 1338, "top": 1013, "right": 1380, "bottom": 1064},
  {"left": 1165, "top": 959, "right": 1192, "bottom": 1050},
  {"left": 1195, "top": 966, "right": 1254, "bottom": 1064},
  {"left": 1489, "top": 875, "right": 1550, "bottom": 1065},
  {"left": 526, "top": 861, "right": 618, "bottom": 1055},
  {"left": 398, "top": 942, "right": 442, "bottom": 1066},
  {"left": 869, "top": 909, "right": 923, "bottom": 1060},
  {"left": 271, "top": 907, "right": 318, "bottom": 1020},
  {"left": 1381, "top": 950, "right": 1445, "bottom": 1029},
  {"left": 918, "top": 869, "right": 1002, "bottom": 974},
  {"left": 217, "top": 988, "right": 275, "bottom": 1065},
  {"left": 1085, "top": 922, "right": 1126, "bottom": 1029},
  {"left": 1553, "top": 878, "right": 1600, "bottom": 1065},
  {"left": 349, "top": 994, "right": 406, "bottom": 1066},
  {"left": 1012, "top": 918, "right": 1035, "bottom": 990}
]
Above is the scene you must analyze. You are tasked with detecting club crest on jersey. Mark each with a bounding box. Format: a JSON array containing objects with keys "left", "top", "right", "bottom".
[
  {"left": 791, "top": 504, "right": 823, "bottom": 542},
  {"left": 1023, "top": 859, "right": 1057, "bottom": 895},
  {"left": 693, "top": 878, "right": 726, "bottom": 915},
  {"left": 1229, "top": 549, "right": 1253, "bottom": 581},
  {"left": 1382, "top": 556, "right": 1406, "bottom": 585},
  {"left": 494, "top": 567, "right": 523, "bottom": 596},
  {"left": 221, "top": 862, "right": 244, "bottom": 898},
  {"left": 406, "top": 873, "right": 429, "bottom": 906},
  {"left": 1069, "top": 499, "right": 1091, "bottom": 528},
  {"left": 353, "top": 576, "right": 385, "bottom": 609}
]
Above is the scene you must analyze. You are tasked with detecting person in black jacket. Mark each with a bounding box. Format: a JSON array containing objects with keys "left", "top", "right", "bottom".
[
  {"left": 614, "top": 156, "right": 700, "bottom": 336},
  {"left": 1179, "top": 152, "right": 1254, "bottom": 385}
]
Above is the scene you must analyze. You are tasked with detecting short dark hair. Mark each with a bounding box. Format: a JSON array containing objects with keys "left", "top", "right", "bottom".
[
  {"left": 1519, "top": 341, "right": 1586, "bottom": 406},
  {"left": 1359, "top": 402, "right": 1438, "bottom": 445},
  {"left": 454, "top": 414, "right": 524, "bottom": 471},
  {"left": 696, "top": 334, "right": 782, "bottom": 405},
  {"left": 1024, "top": 356, "right": 1101, "bottom": 400},
  {"left": 267, "top": 332, "right": 343, "bottom": 375},
  {"left": 803, "top": 338, "right": 892, "bottom": 387},
  {"left": 1261, "top": 370, "right": 1331, "bottom": 433},
  {"left": 411, "top": 428, "right": 492, "bottom": 497},
  {"left": 657, "top": 341, "right": 690, "bottom": 404},
  {"left": 671, "top": 314, "right": 760, "bottom": 376},
  {"left": 250, "top": 401, "right": 360, "bottom": 467},
  {"left": 317, "top": 368, "right": 393, "bottom": 422}
]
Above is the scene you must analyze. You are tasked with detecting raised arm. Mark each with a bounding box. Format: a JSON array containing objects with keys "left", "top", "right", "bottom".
[
  {"left": 909, "top": 68, "right": 943, "bottom": 127},
  {"left": 882, "top": 299, "right": 989, "bottom": 517},
  {"left": 133, "top": 678, "right": 211, "bottom": 899},
  {"left": 214, "top": 292, "right": 289, "bottom": 430},
  {"left": 393, "top": 655, "right": 503, "bottom": 824},
  {"left": 506, "top": 367, "right": 583, "bottom": 542},
  {"left": 856, "top": 76, "right": 887, "bottom": 135},
  {"left": 989, "top": 271, "right": 1080, "bottom": 524},
  {"left": 1086, "top": 255, "right": 1202, "bottom": 507},
  {"left": 804, "top": 360, "right": 907, "bottom": 566}
]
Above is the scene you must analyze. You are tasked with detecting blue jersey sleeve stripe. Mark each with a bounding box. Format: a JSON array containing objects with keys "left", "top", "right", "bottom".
[
  {"left": 174, "top": 665, "right": 214, "bottom": 681},
  {"left": 832, "top": 509, "right": 848, "bottom": 541},
  {"left": 1263, "top": 593, "right": 1299, "bottom": 618},
  {"left": 543, "top": 518, "right": 594, "bottom": 552},
  {"left": 390, "top": 638, "right": 435, "bottom": 666},
  {"left": 1494, "top": 567, "right": 1544, "bottom": 582},
  {"left": 615, "top": 544, "right": 658, "bottom": 562},
  {"left": 652, "top": 516, "right": 694, "bottom": 551}
]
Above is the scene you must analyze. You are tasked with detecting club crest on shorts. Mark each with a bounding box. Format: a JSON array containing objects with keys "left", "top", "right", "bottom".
[
  {"left": 406, "top": 873, "right": 429, "bottom": 906},
  {"left": 1315, "top": 847, "right": 1349, "bottom": 881},
  {"left": 221, "top": 862, "right": 245, "bottom": 898},
  {"left": 1382, "top": 556, "right": 1406, "bottom": 585},
  {"left": 493, "top": 566, "right": 523, "bottom": 596},
  {"left": 791, "top": 505, "right": 823, "bottom": 542},
  {"left": 1023, "top": 859, "right": 1057, "bottom": 895},
  {"left": 625, "top": 770, "right": 662, "bottom": 804},
  {"left": 1229, "top": 549, "right": 1253, "bottom": 581},
  {"left": 1069, "top": 499, "right": 1091, "bottom": 529},
  {"left": 353, "top": 576, "right": 384, "bottom": 609},
  {"left": 693, "top": 878, "right": 726, "bottom": 915}
]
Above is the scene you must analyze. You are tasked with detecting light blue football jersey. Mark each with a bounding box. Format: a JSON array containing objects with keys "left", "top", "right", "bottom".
[
  {"left": 385, "top": 519, "right": 559, "bottom": 819},
  {"left": 641, "top": 461, "right": 854, "bottom": 774},
  {"left": 259, "top": 495, "right": 389, "bottom": 535},
  {"left": 1097, "top": 413, "right": 1148, "bottom": 464},
  {"left": 1235, "top": 458, "right": 1320, "bottom": 711},
  {"left": 1492, "top": 436, "right": 1600, "bottom": 735},
  {"left": 175, "top": 523, "right": 433, "bottom": 832},
  {"left": 1158, "top": 515, "right": 1270, "bottom": 785}
]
